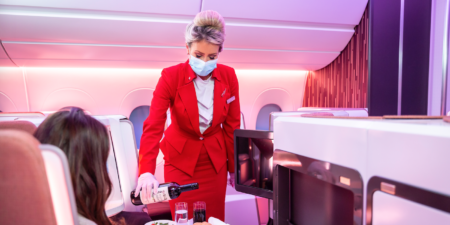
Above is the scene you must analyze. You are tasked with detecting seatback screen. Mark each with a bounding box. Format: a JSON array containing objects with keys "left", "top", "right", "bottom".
[
  {"left": 290, "top": 170, "right": 354, "bottom": 225},
  {"left": 235, "top": 136, "right": 274, "bottom": 192}
]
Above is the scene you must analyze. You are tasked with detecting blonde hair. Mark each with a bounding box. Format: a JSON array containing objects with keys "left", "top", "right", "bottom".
[{"left": 185, "top": 10, "right": 226, "bottom": 52}]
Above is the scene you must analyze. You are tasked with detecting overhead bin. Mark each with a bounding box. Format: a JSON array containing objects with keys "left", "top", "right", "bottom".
[
  {"left": 226, "top": 25, "right": 353, "bottom": 52},
  {"left": 0, "top": 8, "right": 353, "bottom": 52},
  {"left": 0, "top": 10, "right": 189, "bottom": 46},
  {"left": 2, "top": 41, "right": 339, "bottom": 70},
  {"left": 202, "top": 0, "right": 368, "bottom": 25},
  {"left": 0, "top": 1, "right": 366, "bottom": 69},
  {"left": 0, "top": 0, "right": 202, "bottom": 16}
]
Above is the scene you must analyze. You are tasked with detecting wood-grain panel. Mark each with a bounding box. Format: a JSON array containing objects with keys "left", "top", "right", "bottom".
[{"left": 303, "top": 7, "right": 368, "bottom": 108}]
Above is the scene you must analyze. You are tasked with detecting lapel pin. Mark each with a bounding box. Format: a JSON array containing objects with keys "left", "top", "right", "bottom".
[
  {"left": 189, "top": 77, "right": 191, "bottom": 80},
  {"left": 222, "top": 88, "right": 226, "bottom": 97}
]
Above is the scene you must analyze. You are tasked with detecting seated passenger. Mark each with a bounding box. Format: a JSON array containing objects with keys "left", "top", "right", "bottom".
[{"left": 34, "top": 107, "right": 151, "bottom": 225}]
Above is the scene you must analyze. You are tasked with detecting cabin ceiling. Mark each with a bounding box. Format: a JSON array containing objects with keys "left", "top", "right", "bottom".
[{"left": 0, "top": 0, "right": 368, "bottom": 70}]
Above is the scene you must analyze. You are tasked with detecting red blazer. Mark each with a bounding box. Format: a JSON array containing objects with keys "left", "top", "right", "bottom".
[{"left": 139, "top": 60, "right": 240, "bottom": 177}]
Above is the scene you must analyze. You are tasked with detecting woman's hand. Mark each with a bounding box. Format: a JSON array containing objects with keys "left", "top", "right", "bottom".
[
  {"left": 134, "top": 172, "right": 160, "bottom": 203},
  {"left": 228, "top": 172, "right": 235, "bottom": 188}
]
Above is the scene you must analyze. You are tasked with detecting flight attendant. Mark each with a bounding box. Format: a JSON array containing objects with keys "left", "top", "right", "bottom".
[{"left": 135, "top": 10, "right": 240, "bottom": 221}]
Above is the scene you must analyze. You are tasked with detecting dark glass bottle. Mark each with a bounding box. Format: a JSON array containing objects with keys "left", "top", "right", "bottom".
[{"left": 130, "top": 182, "right": 199, "bottom": 205}]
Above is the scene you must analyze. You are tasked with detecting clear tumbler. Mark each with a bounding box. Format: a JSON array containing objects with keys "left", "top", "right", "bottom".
[{"left": 175, "top": 202, "right": 188, "bottom": 224}]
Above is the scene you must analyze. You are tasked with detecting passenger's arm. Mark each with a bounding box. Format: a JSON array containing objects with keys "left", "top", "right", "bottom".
[{"left": 222, "top": 69, "right": 240, "bottom": 173}]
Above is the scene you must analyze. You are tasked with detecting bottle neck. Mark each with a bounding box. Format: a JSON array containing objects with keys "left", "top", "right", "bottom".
[{"left": 180, "top": 183, "right": 199, "bottom": 193}]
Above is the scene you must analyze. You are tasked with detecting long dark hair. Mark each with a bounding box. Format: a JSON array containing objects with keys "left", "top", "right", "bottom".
[{"left": 34, "top": 107, "right": 112, "bottom": 225}]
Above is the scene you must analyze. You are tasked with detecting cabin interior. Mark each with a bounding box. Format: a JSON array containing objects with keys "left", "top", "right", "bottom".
[{"left": 1, "top": 0, "right": 450, "bottom": 225}]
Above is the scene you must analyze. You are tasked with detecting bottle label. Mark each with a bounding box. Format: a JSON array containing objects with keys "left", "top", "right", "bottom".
[{"left": 141, "top": 186, "right": 171, "bottom": 204}]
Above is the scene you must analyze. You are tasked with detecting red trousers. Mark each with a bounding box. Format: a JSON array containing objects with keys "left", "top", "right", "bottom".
[{"left": 165, "top": 145, "right": 227, "bottom": 221}]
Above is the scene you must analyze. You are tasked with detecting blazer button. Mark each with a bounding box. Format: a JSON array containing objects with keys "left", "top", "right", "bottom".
[{"left": 199, "top": 137, "right": 204, "bottom": 140}]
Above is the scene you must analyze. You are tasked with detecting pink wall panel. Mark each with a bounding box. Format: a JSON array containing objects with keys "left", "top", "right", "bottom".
[
  {"left": 0, "top": 46, "right": 17, "bottom": 67},
  {"left": 0, "top": 67, "right": 29, "bottom": 112},
  {"left": 203, "top": 0, "right": 368, "bottom": 25},
  {"left": 0, "top": 0, "right": 201, "bottom": 16},
  {"left": 303, "top": 7, "right": 368, "bottom": 108},
  {"left": 9, "top": 67, "right": 307, "bottom": 131},
  {"left": 0, "top": 59, "right": 16, "bottom": 67},
  {"left": 41, "top": 88, "right": 96, "bottom": 112},
  {"left": 235, "top": 70, "right": 307, "bottom": 129},
  {"left": 118, "top": 88, "right": 154, "bottom": 117},
  {"left": 24, "top": 68, "right": 162, "bottom": 114}
]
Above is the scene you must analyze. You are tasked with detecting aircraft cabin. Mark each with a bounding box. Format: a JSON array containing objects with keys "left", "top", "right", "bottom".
[{"left": 1, "top": 0, "right": 450, "bottom": 225}]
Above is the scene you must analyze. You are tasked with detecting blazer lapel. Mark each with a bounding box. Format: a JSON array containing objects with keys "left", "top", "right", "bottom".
[
  {"left": 177, "top": 62, "right": 202, "bottom": 136},
  {"left": 206, "top": 69, "right": 227, "bottom": 134}
]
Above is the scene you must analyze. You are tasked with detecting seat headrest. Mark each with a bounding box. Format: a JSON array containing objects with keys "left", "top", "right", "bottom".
[
  {"left": 0, "top": 130, "right": 57, "bottom": 225},
  {"left": 0, "top": 120, "right": 37, "bottom": 135}
]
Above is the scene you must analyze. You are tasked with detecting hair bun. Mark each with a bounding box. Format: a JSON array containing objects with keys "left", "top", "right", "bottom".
[{"left": 194, "top": 10, "right": 225, "bottom": 33}]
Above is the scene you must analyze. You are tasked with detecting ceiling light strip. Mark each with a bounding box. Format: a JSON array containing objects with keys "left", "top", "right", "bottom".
[
  {"left": 2, "top": 41, "right": 185, "bottom": 49},
  {"left": 2, "top": 41, "right": 340, "bottom": 54},
  {"left": 0, "top": 5, "right": 354, "bottom": 32}
]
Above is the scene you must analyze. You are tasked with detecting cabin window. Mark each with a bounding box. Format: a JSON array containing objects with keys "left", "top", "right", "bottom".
[
  {"left": 256, "top": 104, "right": 281, "bottom": 131},
  {"left": 129, "top": 105, "right": 150, "bottom": 149}
]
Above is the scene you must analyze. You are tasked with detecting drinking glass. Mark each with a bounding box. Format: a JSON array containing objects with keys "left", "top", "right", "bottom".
[
  {"left": 175, "top": 202, "right": 188, "bottom": 224},
  {"left": 193, "top": 201, "right": 206, "bottom": 223}
]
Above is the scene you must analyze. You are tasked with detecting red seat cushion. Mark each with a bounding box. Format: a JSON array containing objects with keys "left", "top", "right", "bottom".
[
  {"left": 0, "top": 130, "right": 57, "bottom": 225},
  {"left": 0, "top": 121, "right": 37, "bottom": 135}
]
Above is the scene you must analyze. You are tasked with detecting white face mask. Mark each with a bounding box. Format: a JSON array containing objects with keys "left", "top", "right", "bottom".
[{"left": 189, "top": 55, "right": 218, "bottom": 76}]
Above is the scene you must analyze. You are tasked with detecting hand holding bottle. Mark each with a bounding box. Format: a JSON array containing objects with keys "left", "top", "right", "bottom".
[
  {"left": 131, "top": 182, "right": 199, "bottom": 205},
  {"left": 134, "top": 172, "right": 159, "bottom": 203}
]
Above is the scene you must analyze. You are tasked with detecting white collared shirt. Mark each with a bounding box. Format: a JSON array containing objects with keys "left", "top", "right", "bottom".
[{"left": 193, "top": 75, "right": 214, "bottom": 134}]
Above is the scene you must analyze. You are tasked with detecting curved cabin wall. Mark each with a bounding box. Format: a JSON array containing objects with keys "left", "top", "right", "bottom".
[
  {"left": 0, "top": 67, "right": 307, "bottom": 131},
  {"left": 303, "top": 7, "right": 369, "bottom": 109}
]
